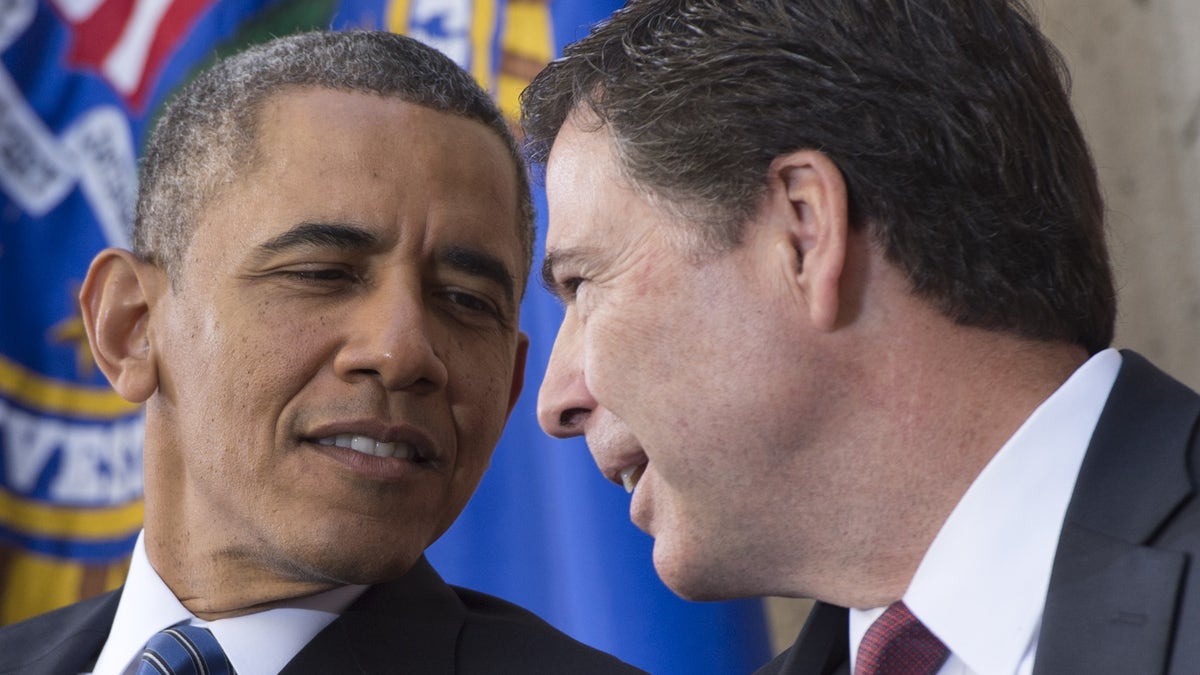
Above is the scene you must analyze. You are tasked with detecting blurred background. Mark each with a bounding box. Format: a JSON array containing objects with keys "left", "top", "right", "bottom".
[{"left": 1, "top": 0, "right": 1196, "bottom": 671}]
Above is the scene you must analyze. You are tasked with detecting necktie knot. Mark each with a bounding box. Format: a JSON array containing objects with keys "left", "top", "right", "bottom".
[
  {"left": 855, "top": 601, "right": 949, "bottom": 675},
  {"left": 137, "top": 624, "right": 236, "bottom": 675}
]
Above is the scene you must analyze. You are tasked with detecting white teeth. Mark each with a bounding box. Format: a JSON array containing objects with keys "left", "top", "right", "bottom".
[
  {"left": 350, "top": 435, "right": 374, "bottom": 454},
  {"left": 620, "top": 464, "right": 646, "bottom": 494},
  {"left": 315, "top": 435, "right": 418, "bottom": 460}
]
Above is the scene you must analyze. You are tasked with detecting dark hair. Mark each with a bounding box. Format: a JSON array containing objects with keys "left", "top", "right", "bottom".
[
  {"left": 136, "top": 30, "right": 533, "bottom": 291},
  {"left": 522, "top": 0, "right": 1115, "bottom": 353}
]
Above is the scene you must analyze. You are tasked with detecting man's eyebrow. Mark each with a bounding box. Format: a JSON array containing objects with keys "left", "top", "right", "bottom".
[
  {"left": 255, "top": 222, "right": 379, "bottom": 256},
  {"left": 540, "top": 249, "right": 584, "bottom": 298},
  {"left": 441, "top": 246, "right": 517, "bottom": 306}
]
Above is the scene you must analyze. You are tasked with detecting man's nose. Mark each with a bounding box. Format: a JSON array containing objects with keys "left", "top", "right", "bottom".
[
  {"left": 333, "top": 285, "right": 448, "bottom": 393},
  {"left": 537, "top": 313, "right": 594, "bottom": 438}
]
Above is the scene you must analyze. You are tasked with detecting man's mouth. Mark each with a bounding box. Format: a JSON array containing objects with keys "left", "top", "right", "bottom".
[
  {"left": 316, "top": 434, "right": 421, "bottom": 461},
  {"left": 620, "top": 463, "right": 646, "bottom": 494}
]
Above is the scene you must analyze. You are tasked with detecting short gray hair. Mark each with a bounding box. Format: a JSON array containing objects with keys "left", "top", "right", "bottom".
[{"left": 136, "top": 30, "right": 533, "bottom": 289}]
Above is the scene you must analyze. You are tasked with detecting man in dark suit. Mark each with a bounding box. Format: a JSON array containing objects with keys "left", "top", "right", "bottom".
[
  {"left": 524, "top": 1, "right": 1200, "bottom": 673},
  {"left": 0, "top": 31, "right": 640, "bottom": 674}
]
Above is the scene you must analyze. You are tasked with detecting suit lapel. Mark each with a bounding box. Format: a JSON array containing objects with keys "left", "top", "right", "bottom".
[
  {"left": 0, "top": 588, "right": 120, "bottom": 675},
  {"left": 1035, "top": 351, "right": 1200, "bottom": 675},
  {"left": 1036, "top": 524, "right": 1185, "bottom": 674},
  {"left": 281, "top": 556, "right": 465, "bottom": 674}
]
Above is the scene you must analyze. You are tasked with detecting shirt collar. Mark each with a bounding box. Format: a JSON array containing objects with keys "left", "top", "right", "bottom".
[
  {"left": 91, "top": 531, "right": 367, "bottom": 675},
  {"left": 849, "top": 348, "right": 1121, "bottom": 674}
]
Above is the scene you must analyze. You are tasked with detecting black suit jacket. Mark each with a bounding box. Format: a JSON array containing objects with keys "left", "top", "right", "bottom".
[
  {"left": 758, "top": 351, "right": 1200, "bottom": 675},
  {"left": 0, "top": 555, "right": 644, "bottom": 674}
]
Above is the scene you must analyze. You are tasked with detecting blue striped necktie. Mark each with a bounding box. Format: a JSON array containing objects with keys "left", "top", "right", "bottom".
[{"left": 136, "top": 624, "right": 236, "bottom": 675}]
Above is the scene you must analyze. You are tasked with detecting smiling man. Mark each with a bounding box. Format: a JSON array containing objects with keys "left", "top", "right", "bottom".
[
  {"left": 525, "top": 1, "right": 1200, "bottom": 674},
  {"left": 0, "top": 31, "right": 639, "bottom": 674}
]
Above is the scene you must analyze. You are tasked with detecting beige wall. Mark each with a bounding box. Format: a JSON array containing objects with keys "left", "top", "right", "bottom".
[
  {"left": 1040, "top": 0, "right": 1200, "bottom": 391},
  {"left": 766, "top": 0, "right": 1200, "bottom": 652}
]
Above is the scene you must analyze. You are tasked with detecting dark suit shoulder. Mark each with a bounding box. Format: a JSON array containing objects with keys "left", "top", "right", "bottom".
[
  {"left": 1035, "top": 351, "right": 1200, "bottom": 674},
  {"left": 754, "top": 646, "right": 793, "bottom": 674},
  {"left": 285, "top": 558, "right": 643, "bottom": 674},
  {"left": 450, "top": 585, "right": 646, "bottom": 674},
  {"left": 752, "top": 602, "right": 848, "bottom": 675},
  {"left": 0, "top": 589, "right": 120, "bottom": 675}
]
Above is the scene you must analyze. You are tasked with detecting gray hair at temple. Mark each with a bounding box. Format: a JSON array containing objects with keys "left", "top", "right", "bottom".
[
  {"left": 135, "top": 30, "right": 534, "bottom": 291},
  {"left": 521, "top": 0, "right": 1116, "bottom": 354}
]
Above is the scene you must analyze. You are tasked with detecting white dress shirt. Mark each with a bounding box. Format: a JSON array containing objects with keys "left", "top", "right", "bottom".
[
  {"left": 848, "top": 348, "right": 1122, "bottom": 675},
  {"left": 88, "top": 532, "right": 367, "bottom": 675}
]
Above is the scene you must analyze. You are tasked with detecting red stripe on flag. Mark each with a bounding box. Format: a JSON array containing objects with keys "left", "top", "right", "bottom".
[
  {"left": 64, "top": 0, "right": 136, "bottom": 72},
  {"left": 127, "top": 0, "right": 215, "bottom": 112}
]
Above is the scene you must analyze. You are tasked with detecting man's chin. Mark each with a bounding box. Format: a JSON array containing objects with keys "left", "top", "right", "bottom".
[
  {"left": 658, "top": 575, "right": 738, "bottom": 603},
  {"left": 652, "top": 544, "right": 740, "bottom": 602}
]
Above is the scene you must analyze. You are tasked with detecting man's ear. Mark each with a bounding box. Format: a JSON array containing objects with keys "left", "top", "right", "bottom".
[
  {"left": 769, "top": 150, "right": 849, "bottom": 332},
  {"left": 79, "top": 249, "right": 164, "bottom": 403}
]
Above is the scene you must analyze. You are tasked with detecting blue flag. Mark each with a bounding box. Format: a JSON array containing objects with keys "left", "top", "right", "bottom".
[{"left": 0, "top": 2, "right": 771, "bottom": 671}]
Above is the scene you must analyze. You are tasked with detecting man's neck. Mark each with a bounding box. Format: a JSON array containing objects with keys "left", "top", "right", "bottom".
[
  {"left": 141, "top": 524, "right": 346, "bottom": 620},
  {"left": 786, "top": 312, "right": 1089, "bottom": 607}
]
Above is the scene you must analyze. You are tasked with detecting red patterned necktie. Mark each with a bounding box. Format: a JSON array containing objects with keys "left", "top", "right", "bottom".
[{"left": 855, "top": 601, "right": 949, "bottom": 675}]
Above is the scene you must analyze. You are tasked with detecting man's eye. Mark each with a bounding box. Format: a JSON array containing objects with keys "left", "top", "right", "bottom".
[
  {"left": 557, "top": 276, "right": 585, "bottom": 300},
  {"left": 444, "top": 290, "right": 500, "bottom": 317},
  {"left": 282, "top": 268, "right": 356, "bottom": 283}
]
